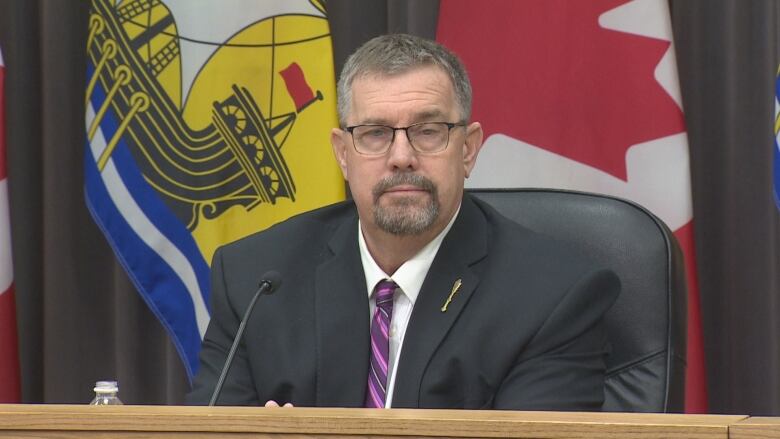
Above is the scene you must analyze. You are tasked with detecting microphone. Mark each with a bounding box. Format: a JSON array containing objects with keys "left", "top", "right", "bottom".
[{"left": 208, "top": 270, "right": 282, "bottom": 406}]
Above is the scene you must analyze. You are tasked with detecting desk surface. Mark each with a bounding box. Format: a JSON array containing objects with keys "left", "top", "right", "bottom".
[
  {"left": 730, "top": 416, "right": 780, "bottom": 439},
  {"left": 0, "top": 404, "right": 749, "bottom": 439}
]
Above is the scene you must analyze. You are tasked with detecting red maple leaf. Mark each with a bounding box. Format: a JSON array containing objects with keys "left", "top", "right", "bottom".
[{"left": 438, "top": 0, "right": 685, "bottom": 180}]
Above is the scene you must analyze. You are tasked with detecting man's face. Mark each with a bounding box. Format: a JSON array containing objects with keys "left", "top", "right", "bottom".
[{"left": 331, "top": 66, "right": 483, "bottom": 237}]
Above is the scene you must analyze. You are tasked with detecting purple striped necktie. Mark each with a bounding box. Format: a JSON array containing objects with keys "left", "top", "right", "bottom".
[{"left": 365, "top": 279, "right": 397, "bottom": 408}]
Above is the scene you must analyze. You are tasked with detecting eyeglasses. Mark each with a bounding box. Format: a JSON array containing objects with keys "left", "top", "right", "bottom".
[{"left": 345, "top": 122, "right": 465, "bottom": 155}]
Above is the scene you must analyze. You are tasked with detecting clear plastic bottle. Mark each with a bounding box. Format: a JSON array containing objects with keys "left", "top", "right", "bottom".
[{"left": 89, "top": 380, "right": 123, "bottom": 405}]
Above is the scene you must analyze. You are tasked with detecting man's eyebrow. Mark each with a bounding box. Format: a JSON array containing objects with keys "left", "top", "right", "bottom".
[
  {"left": 412, "top": 110, "right": 447, "bottom": 121},
  {"left": 358, "top": 117, "right": 391, "bottom": 125},
  {"left": 357, "top": 110, "right": 449, "bottom": 126}
]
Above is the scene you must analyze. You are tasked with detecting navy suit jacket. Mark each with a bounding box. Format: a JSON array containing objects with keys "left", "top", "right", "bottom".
[{"left": 187, "top": 194, "right": 620, "bottom": 409}]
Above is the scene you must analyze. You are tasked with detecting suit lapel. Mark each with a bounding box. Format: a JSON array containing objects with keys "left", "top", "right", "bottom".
[
  {"left": 391, "top": 196, "right": 488, "bottom": 407},
  {"left": 314, "top": 212, "right": 370, "bottom": 407}
]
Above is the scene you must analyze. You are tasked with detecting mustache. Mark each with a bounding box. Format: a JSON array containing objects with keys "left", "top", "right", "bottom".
[{"left": 372, "top": 173, "right": 436, "bottom": 201}]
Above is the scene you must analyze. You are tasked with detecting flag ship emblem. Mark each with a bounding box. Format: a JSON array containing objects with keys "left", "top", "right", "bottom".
[
  {"left": 86, "top": 0, "right": 326, "bottom": 230},
  {"left": 83, "top": 0, "right": 342, "bottom": 377}
]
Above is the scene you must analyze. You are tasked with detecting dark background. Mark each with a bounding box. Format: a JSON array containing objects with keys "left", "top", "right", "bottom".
[{"left": 0, "top": 0, "right": 778, "bottom": 415}]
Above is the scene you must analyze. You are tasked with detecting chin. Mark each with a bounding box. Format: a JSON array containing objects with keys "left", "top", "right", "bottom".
[{"left": 373, "top": 202, "right": 439, "bottom": 236}]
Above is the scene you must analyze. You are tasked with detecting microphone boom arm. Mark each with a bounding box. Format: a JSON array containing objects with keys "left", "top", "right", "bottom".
[{"left": 208, "top": 273, "right": 280, "bottom": 406}]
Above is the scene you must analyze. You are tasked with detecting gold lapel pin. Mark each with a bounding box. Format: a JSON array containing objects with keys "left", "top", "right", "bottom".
[{"left": 441, "top": 278, "right": 462, "bottom": 312}]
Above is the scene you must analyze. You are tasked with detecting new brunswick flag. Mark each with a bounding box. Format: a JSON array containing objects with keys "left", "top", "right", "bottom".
[
  {"left": 84, "top": 0, "right": 344, "bottom": 379},
  {"left": 774, "top": 64, "right": 780, "bottom": 208}
]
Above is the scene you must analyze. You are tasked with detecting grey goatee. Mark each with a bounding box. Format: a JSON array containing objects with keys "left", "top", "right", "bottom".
[{"left": 372, "top": 173, "right": 439, "bottom": 236}]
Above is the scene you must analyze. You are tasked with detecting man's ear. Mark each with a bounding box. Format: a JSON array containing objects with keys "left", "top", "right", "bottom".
[
  {"left": 462, "top": 122, "right": 484, "bottom": 178},
  {"left": 331, "top": 128, "right": 349, "bottom": 180}
]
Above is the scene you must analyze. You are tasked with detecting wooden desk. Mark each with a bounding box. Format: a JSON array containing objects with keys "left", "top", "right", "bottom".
[
  {"left": 0, "top": 404, "right": 747, "bottom": 438},
  {"left": 731, "top": 416, "right": 780, "bottom": 438}
]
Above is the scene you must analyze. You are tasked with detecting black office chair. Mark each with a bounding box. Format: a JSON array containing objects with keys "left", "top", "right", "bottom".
[{"left": 468, "top": 188, "right": 687, "bottom": 413}]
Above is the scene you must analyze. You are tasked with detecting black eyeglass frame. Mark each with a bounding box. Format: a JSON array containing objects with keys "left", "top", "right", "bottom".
[{"left": 344, "top": 122, "right": 466, "bottom": 155}]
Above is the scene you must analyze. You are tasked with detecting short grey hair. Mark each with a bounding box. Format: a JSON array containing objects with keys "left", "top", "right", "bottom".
[{"left": 337, "top": 33, "right": 472, "bottom": 126}]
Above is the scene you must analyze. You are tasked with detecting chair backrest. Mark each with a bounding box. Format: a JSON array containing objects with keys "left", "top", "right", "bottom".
[{"left": 468, "top": 188, "right": 687, "bottom": 413}]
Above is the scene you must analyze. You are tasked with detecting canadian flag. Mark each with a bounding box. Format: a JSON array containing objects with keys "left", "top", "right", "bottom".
[
  {"left": 0, "top": 47, "right": 21, "bottom": 403},
  {"left": 438, "top": 0, "right": 707, "bottom": 412}
]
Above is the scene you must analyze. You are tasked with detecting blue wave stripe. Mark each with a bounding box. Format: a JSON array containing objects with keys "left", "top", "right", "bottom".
[
  {"left": 85, "top": 63, "right": 210, "bottom": 378},
  {"left": 89, "top": 69, "right": 210, "bottom": 304}
]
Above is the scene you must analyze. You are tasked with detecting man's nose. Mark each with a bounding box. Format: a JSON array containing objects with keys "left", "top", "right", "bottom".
[{"left": 386, "top": 129, "right": 418, "bottom": 169}]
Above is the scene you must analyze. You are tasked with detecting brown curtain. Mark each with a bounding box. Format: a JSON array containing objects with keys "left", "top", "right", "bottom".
[
  {"left": 671, "top": 0, "right": 780, "bottom": 415},
  {"left": 0, "top": 0, "right": 189, "bottom": 404},
  {"left": 0, "top": 0, "right": 778, "bottom": 415}
]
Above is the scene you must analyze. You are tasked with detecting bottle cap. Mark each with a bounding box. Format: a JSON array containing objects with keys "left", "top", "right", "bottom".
[{"left": 94, "top": 380, "right": 118, "bottom": 393}]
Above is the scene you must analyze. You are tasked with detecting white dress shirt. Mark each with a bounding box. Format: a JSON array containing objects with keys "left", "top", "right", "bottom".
[{"left": 357, "top": 206, "right": 460, "bottom": 407}]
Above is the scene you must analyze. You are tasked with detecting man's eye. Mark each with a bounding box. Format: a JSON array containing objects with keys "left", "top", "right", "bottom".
[{"left": 365, "top": 128, "right": 388, "bottom": 137}]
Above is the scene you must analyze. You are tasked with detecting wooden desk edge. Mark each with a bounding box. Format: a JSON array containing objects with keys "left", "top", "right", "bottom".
[
  {"left": 730, "top": 416, "right": 780, "bottom": 439},
  {"left": 0, "top": 405, "right": 750, "bottom": 439}
]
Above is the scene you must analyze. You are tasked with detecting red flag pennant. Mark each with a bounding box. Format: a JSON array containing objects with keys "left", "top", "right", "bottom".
[{"left": 280, "top": 62, "right": 317, "bottom": 112}]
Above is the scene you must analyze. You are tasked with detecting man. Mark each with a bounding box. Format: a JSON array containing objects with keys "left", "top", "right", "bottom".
[{"left": 187, "top": 34, "right": 619, "bottom": 410}]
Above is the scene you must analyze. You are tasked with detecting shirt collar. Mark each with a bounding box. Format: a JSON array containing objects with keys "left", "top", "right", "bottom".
[{"left": 358, "top": 204, "right": 461, "bottom": 304}]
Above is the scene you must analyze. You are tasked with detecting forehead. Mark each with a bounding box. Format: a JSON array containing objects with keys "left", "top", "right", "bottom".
[{"left": 348, "top": 66, "right": 458, "bottom": 123}]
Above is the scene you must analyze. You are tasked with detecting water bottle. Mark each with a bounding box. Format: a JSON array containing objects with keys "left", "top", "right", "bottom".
[{"left": 89, "top": 380, "right": 123, "bottom": 405}]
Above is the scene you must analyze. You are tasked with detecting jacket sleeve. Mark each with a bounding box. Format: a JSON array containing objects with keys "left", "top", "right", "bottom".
[{"left": 492, "top": 268, "right": 620, "bottom": 411}]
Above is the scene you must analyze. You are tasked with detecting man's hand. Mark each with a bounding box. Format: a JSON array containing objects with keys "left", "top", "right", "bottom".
[{"left": 264, "top": 400, "right": 294, "bottom": 408}]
